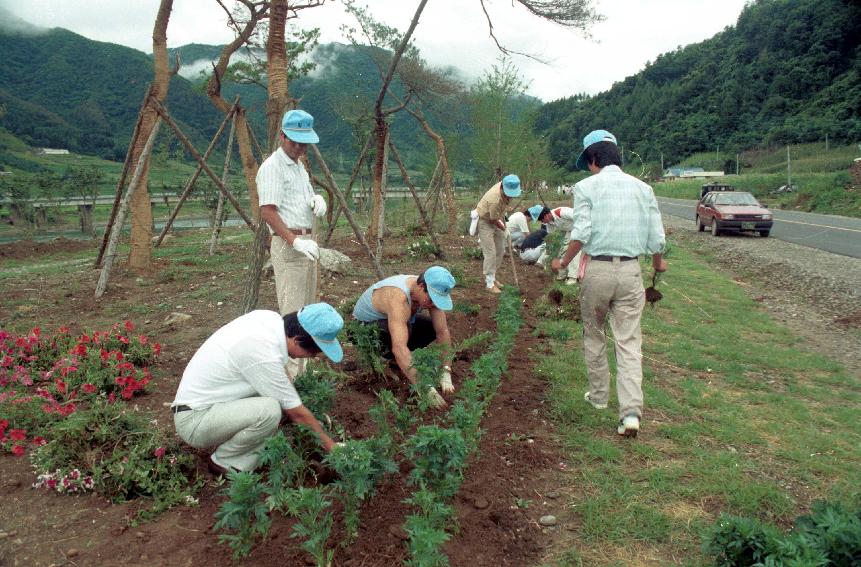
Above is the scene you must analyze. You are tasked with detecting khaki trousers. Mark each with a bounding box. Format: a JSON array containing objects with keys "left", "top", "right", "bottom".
[
  {"left": 477, "top": 219, "right": 505, "bottom": 286},
  {"left": 579, "top": 258, "right": 645, "bottom": 419},
  {"left": 174, "top": 397, "right": 282, "bottom": 472},
  {"left": 271, "top": 234, "right": 318, "bottom": 377}
]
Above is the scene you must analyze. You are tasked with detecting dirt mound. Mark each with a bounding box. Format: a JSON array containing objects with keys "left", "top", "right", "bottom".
[{"left": 0, "top": 237, "right": 96, "bottom": 260}]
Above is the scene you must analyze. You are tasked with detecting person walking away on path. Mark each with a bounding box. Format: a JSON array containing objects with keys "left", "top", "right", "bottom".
[
  {"left": 475, "top": 174, "right": 522, "bottom": 293},
  {"left": 352, "top": 266, "right": 456, "bottom": 409},
  {"left": 171, "top": 303, "right": 345, "bottom": 475},
  {"left": 258, "top": 109, "right": 328, "bottom": 317},
  {"left": 552, "top": 129, "right": 667, "bottom": 438}
]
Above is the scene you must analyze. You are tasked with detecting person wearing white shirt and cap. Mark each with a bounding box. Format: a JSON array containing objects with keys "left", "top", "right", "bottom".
[
  {"left": 352, "top": 266, "right": 456, "bottom": 409},
  {"left": 258, "top": 109, "right": 329, "bottom": 317},
  {"left": 171, "top": 303, "right": 345, "bottom": 475}
]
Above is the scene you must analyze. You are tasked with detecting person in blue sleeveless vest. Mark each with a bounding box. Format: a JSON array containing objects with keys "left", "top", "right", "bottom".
[{"left": 352, "top": 266, "right": 456, "bottom": 409}]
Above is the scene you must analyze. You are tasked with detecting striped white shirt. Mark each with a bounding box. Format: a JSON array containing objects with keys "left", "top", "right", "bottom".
[
  {"left": 257, "top": 147, "right": 315, "bottom": 231},
  {"left": 569, "top": 165, "right": 665, "bottom": 257}
]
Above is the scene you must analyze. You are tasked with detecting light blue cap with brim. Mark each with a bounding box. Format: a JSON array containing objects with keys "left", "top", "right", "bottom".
[
  {"left": 423, "top": 266, "right": 456, "bottom": 311},
  {"left": 281, "top": 109, "right": 320, "bottom": 144},
  {"left": 528, "top": 204, "right": 544, "bottom": 221},
  {"left": 575, "top": 129, "right": 617, "bottom": 171},
  {"left": 297, "top": 303, "right": 343, "bottom": 362},
  {"left": 502, "top": 174, "right": 522, "bottom": 197}
]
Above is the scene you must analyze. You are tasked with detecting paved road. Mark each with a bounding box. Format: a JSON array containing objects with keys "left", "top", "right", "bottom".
[{"left": 657, "top": 197, "right": 861, "bottom": 259}]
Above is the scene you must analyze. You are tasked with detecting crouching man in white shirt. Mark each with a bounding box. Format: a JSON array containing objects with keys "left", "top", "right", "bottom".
[{"left": 171, "top": 303, "right": 345, "bottom": 475}]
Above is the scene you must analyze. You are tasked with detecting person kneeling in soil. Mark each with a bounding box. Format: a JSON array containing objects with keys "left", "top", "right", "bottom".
[
  {"left": 352, "top": 266, "right": 456, "bottom": 409},
  {"left": 170, "top": 303, "right": 345, "bottom": 475}
]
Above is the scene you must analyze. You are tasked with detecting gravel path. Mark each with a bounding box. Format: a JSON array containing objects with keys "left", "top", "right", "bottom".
[{"left": 662, "top": 214, "right": 861, "bottom": 375}]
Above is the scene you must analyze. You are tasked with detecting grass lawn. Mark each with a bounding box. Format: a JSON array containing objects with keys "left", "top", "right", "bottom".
[{"left": 534, "top": 243, "right": 860, "bottom": 566}]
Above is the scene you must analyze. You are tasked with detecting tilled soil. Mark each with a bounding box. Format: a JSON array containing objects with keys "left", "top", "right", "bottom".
[{"left": 0, "top": 231, "right": 567, "bottom": 567}]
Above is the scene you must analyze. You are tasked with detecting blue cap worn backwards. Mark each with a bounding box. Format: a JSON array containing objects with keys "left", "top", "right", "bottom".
[
  {"left": 575, "top": 129, "right": 617, "bottom": 171},
  {"left": 528, "top": 204, "right": 544, "bottom": 221},
  {"left": 502, "top": 174, "right": 522, "bottom": 198},
  {"left": 423, "top": 266, "right": 456, "bottom": 311},
  {"left": 297, "top": 303, "right": 343, "bottom": 363},
  {"left": 281, "top": 109, "right": 320, "bottom": 144}
]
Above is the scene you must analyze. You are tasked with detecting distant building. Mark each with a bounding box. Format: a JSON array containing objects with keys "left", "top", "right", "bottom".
[
  {"left": 37, "top": 148, "right": 70, "bottom": 155},
  {"left": 664, "top": 166, "right": 704, "bottom": 178}
]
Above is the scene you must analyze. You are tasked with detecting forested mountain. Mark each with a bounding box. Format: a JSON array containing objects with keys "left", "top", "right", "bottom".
[
  {"left": 535, "top": 0, "right": 861, "bottom": 171},
  {"left": 0, "top": 26, "right": 221, "bottom": 160}
]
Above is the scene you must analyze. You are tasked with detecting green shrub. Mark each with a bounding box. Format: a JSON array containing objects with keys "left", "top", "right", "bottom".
[
  {"left": 406, "top": 426, "right": 468, "bottom": 499},
  {"left": 345, "top": 319, "right": 387, "bottom": 376},
  {"left": 214, "top": 471, "right": 272, "bottom": 559},
  {"left": 406, "top": 237, "right": 439, "bottom": 259},
  {"left": 293, "top": 362, "right": 341, "bottom": 421}
]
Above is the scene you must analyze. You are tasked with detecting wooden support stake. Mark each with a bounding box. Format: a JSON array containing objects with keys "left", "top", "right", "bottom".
[
  {"left": 95, "top": 118, "right": 162, "bottom": 298},
  {"left": 310, "top": 144, "right": 384, "bottom": 279},
  {"left": 209, "top": 109, "right": 237, "bottom": 255},
  {"left": 148, "top": 97, "right": 254, "bottom": 228},
  {"left": 388, "top": 140, "right": 445, "bottom": 259},
  {"left": 95, "top": 85, "right": 152, "bottom": 267},
  {"left": 323, "top": 135, "right": 373, "bottom": 244},
  {"left": 155, "top": 98, "right": 239, "bottom": 246}
]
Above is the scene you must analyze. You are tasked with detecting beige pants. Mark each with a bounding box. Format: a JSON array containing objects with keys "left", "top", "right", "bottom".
[
  {"left": 174, "top": 397, "right": 282, "bottom": 472},
  {"left": 271, "top": 234, "right": 318, "bottom": 376},
  {"left": 579, "top": 258, "right": 645, "bottom": 419},
  {"left": 477, "top": 219, "right": 505, "bottom": 287}
]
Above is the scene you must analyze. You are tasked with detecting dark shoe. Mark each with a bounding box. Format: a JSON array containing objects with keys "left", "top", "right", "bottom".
[{"left": 207, "top": 455, "right": 238, "bottom": 477}]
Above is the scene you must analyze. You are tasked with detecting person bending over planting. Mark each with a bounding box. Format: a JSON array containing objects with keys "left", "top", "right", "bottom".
[
  {"left": 171, "top": 303, "right": 345, "bottom": 475},
  {"left": 352, "top": 266, "right": 456, "bottom": 409}
]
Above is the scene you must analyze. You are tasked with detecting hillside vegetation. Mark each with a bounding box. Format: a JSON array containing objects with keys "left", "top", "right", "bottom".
[{"left": 537, "top": 0, "right": 861, "bottom": 171}]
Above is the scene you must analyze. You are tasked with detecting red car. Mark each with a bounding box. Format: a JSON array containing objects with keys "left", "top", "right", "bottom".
[{"left": 696, "top": 187, "right": 773, "bottom": 237}]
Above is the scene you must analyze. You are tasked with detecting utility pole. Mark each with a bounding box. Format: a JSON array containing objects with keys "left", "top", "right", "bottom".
[
  {"left": 787, "top": 145, "right": 792, "bottom": 188},
  {"left": 825, "top": 134, "right": 829, "bottom": 151},
  {"left": 735, "top": 153, "right": 739, "bottom": 175},
  {"left": 660, "top": 152, "right": 664, "bottom": 173}
]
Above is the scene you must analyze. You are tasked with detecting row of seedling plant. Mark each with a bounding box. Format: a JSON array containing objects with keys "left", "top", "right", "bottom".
[
  {"left": 214, "top": 363, "right": 397, "bottom": 565},
  {"left": 0, "top": 323, "right": 201, "bottom": 521},
  {"left": 400, "top": 286, "right": 523, "bottom": 566}
]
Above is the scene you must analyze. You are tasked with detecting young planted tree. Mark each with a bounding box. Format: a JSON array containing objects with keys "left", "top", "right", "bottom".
[{"left": 63, "top": 166, "right": 105, "bottom": 235}]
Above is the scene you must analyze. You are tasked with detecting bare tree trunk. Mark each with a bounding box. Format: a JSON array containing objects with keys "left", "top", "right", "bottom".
[
  {"left": 96, "top": 86, "right": 150, "bottom": 267},
  {"left": 266, "top": 0, "right": 291, "bottom": 146},
  {"left": 210, "top": 112, "right": 237, "bottom": 255},
  {"left": 128, "top": 0, "right": 173, "bottom": 272},
  {"left": 96, "top": 119, "right": 161, "bottom": 298},
  {"left": 205, "top": 2, "right": 269, "bottom": 220},
  {"left": 367, "top": 0, "right": 429, "bottom": 246},
  {"left": 242, "top": 221, "right": 271, "bottom": 313}
]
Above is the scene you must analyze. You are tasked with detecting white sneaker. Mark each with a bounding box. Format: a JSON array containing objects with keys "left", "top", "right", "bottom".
[
  {"left": 584, "top": 391, "right": 607, "bottom": 410},
  {"left": 617, "top": 415, "right": 640, "bottom": 437}
]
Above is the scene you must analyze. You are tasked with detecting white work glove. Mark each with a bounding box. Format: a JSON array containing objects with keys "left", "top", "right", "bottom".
[
  {"left": 311, "top": 194, "right": 327, "bottom": 218},
  {"left": 440, "top": 368, "right": 454, "bottom": 394},
  {"left": 468, "top": 209, "right": 479, "bottom": 236},
  {"left": 427, "top": 386, "right": 447, "bottom": 409},
  {"left": 292, "top": 238, "right": 320, "bottom": 261}
]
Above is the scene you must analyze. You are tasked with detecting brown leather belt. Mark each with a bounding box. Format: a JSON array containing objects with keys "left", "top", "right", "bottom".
[
  {"left": 289, "top": 228, "right": 313, "bottom": 235},
  {"left": 591, "top": 255, "right": 638, "bottom": 262}
]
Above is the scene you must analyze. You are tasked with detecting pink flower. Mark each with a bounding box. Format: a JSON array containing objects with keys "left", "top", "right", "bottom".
[
  {"left": 153, "top": 343, "right": 161, "bottom": 356},
  {"left": 8, "top": 429, "right": 27, "bottom": 441},
  {"left": 81, "top": 383, "right": 97, "bottom": 394},
  {"left": 32, "top": 437, "right": 47, "bottom": 446},
  {"left": 11, "top": 445, "right": 25, "bottom": 457},
  {"left": 0, "top": 419, "right": 8, "bottom": 433},
  {"left": 83, "top": 477, "right": 94, "bottom": 490},
  {"left": 58, "top": 325, "right": 70, "bottom": 334},
  {"left": 153, "top": 447, "right": 166, "bottom": 459},
  {"left": 124, "top": 320, "right": 135, "bottom": 332}
]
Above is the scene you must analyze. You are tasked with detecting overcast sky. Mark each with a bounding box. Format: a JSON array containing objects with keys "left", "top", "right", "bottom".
[{"left": 1, "top": 0, "right": 750, "bottom": 102}]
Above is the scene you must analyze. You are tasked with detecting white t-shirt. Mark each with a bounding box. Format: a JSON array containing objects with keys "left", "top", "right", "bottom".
[
  {"left": 173, "top": 310, "right": 303, "bottom": 411},
  {"left": 506, "top": 211, "right": 530, "bottom": 236},
  {"left": 256, "top": 147, "right": 315, "bottom": 231}
]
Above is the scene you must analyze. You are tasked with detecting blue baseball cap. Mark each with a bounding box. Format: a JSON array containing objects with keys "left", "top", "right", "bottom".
[
  {"left": 423, "top": 266, "right": 456, "bottom": 311},
  {"left": 502, "top": 174, "right": 521, "bottom": 197},
  {"left": 575, "top": 129, "right": 617, "bottom": 171},
  {"left": 297, "top": 303, "right": 343, "bottom": 362},
  {"left": 527, "top": 204, "right": 544, "bottom": 221},
  {"left": 281, "top": 109, "right": 320, "bottom": 144}
]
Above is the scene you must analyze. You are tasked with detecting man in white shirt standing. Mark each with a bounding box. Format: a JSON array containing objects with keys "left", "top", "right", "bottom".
[
  {"left": 258, "top": 109, "right": 328, "bottom": 317},
  {"left": 171, "top": 303, "right": 344, "bottom": 474}
]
